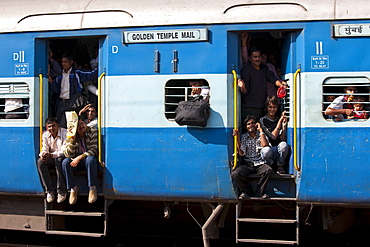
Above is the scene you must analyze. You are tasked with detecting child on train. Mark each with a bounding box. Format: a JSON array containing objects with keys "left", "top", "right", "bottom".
[{"left": 347, "top": 96, "right": 369, "bottom": 119}]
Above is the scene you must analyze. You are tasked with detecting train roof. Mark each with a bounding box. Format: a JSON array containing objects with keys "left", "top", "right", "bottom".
[{"left": 1, "top": 0, "right": 368, "bottom": 33}]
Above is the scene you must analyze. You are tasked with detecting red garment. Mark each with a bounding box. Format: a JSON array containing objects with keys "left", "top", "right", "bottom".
[{"left": 352, "top": 110, "right": 368, "bottom": 119}]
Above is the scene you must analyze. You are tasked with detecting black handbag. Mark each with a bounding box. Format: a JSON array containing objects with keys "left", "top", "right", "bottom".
[
  {"left": 175, "top": 100, "right": 210, "bottom": 127},
  {"left": 68, "top": 79, "right": 89, "bottom": 112},
  {"left": 69, "top": 92, "right": 88, "bottom": 111}
]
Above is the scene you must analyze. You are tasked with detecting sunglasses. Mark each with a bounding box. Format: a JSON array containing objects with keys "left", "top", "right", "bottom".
[{"left": 246, "top": 121, "right": 256, "bottom": 126}]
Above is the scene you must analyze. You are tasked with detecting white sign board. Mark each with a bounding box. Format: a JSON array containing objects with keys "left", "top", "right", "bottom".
[
  {"left": 123, "top": 29, "right": 208, "bottom": 43},
  {"left": 333, "top": 24, "right": 370, "bottom": 37}
]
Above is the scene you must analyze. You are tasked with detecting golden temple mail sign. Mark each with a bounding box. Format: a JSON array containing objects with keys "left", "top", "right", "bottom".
[
  {"left": 123, "top": 29, "right": 208, "bottom": 43},
  {"left": 333, "top": 24, "right": 370, "bottom": 37}
]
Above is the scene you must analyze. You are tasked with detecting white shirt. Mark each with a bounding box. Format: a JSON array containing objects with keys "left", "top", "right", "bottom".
[
  {"left": 328, "top": 95, "right": 347, "bottom": 119},
  {"left": 60, "top": 68, "right": 72, "bottom": 99},
  {"left": 86, "top": 117, "right": 98, "bottom": 129},
  {"left": 39, "top": 127, "right": 67, "bottom": 158}
]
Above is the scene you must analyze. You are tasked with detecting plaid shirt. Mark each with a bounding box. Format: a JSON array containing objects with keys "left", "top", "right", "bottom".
[
  {"left": 63, "top": 126, "right": 97, "bottom": 158},
  {"left": 240, "top": 131, "right": 268, "bottom": 166}
]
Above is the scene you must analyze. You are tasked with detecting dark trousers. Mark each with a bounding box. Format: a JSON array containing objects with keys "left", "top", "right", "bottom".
[
  {"left": 241, "top": 107, "right": 264, "bottom": 123},
  {"left": 56, "top": 100, "right": 70, "bottom": 128},
  {"left": 231, "top": 163, "right": 273, "bottom": 196},
  {"left": 37, "top": 156, "right": 66, "bottom": 194},
  {"left": 62, "top": 156, "right": 98, "bottom": 190}
]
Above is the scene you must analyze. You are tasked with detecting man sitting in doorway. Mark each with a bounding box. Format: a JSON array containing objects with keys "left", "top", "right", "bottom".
[
  {"left": 62, "top": 116, "right": 98, "bottom": 204},
  {"left": 79, "top": 104, "right": 98, "bottom": 129},
  {"left": 231, "top": 115, "right": 273, "bottom": 199},
  {"left": 37, "top": 117, "right": 67, "bottom": 203}
]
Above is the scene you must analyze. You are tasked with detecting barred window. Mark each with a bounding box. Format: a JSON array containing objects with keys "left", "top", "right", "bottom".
[
  {"left": 322, "top": 77, "right": 370, "bottom": 121},
  {"left": 164, "top": 79, "right": 210, "bottom": 121},
  {"left": 0, "top": 82, "right": 30, "bottom": 120}
]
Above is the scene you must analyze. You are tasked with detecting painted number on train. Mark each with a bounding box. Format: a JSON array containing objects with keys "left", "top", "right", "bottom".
[
  {"left": 13, "top": 51, "right": 29, "bottom": 75},
  {"left": 123, "top": 28, "right": 208, "bottom": 43}
]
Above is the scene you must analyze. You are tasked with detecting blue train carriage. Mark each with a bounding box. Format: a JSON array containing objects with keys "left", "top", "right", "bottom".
[{"left": 0, "top": 0, "right": 369, "bottom": 245}]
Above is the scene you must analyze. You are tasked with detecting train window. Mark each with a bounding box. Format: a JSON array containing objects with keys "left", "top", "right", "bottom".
[
  {"left": 164, "top": 79, "right": 210, "bottom": 121},
  {"left": 0, "top": 82, "right": 30, "bottom": 120},
  {"left": 322, "top": 77, "right": 370, "bottom": 121}
]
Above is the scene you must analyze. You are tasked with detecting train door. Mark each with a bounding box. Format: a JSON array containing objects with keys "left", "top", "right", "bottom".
[
  {"left": 231, "top": 29, "right": 302, "bottom": 176},
  {"left": 33, "top": 36, "right": 104, "bottom": 192},
  {"left": 230, "top": 29, "right": 303, "bottom": 245}
]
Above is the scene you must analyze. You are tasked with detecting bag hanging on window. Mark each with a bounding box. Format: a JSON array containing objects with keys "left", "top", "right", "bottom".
[{"left": 175, "top": 100, "right": 210, "bottom": 127}]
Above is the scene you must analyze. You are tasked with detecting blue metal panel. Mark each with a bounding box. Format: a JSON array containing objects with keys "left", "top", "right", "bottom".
[
  {"left": 298, "top": 127, "right": 370, "bottom": 204},
  {"left": 103, "top": 127, "right": 236, "bottom": 200},
  {"left": 303, "top": 21, "right": 370, "bottom": 73},
  {"left": 0, "top": 33, "right": 35, "bottom": 78},
  {"left": 0, "top": 127, "right": 43, "bottom": 194}
]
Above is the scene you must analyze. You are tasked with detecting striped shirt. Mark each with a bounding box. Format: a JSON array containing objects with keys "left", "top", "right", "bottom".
[{"left": 63, "top": 126, "right": 97, "bottom": 158}]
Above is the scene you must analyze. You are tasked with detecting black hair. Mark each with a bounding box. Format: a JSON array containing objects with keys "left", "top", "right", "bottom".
[
  {"left": 248, "top": 46, "right": 262, "bottom": 56},
  {"left": 78, "top": 115, "right": 85, "bottom": 121},
  {"left": 189, "top": 80, "right": 205, "bottom": 86},
  {"left": 353, "top": 96, "right": 366, "bottom": 103},
  {"left": 45, "top": 117, "right": 58, "bottom": 125},
  {"left": 265, "top": 95, "right": 279, "bottom": 108},
  {"left": 243, "top": 115, "right": 257, "bottom": 126},
  {"left": 62, "top": 52, "right": 74, "bottom": 61}
]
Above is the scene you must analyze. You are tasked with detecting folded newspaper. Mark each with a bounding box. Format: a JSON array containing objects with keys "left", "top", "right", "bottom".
[{"left": 65, "top": 111, "right": 78, "bottom": 138}]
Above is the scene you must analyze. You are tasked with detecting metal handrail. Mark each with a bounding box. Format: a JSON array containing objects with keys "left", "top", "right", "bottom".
[
  {"left": 98, "top": 72, "right": 105, "bottom": 167},
  {"left": 293, "top": 69, "right": 301, "bottom": 172},
  {"left": 39, "top": 73, "right": 43, "bottom": 152},
  {"left": 232, "top": 70, "right": 238, "bottom": 170}
]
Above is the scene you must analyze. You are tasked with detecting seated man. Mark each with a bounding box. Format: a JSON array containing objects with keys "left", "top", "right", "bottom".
[
  {"left": 62, "top": 116, "right": 98, "bottom": 204},
  {"left": 37, "top": 117, "right": 67, "bottom": 203},
  {"left": 231, "top": 115, "right": 273, "bottom": 199},
  {"left": 259, "top": 96, "right": 290, "bottom": 174},
  {"left": 79, "top": 104, "right": 98, "bottom": 129}
]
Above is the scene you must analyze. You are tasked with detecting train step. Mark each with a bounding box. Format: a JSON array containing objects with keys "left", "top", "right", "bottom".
[
  {"left": 237, "top": 239, "right": 298, "bottom": 245},
  {"left": 45, "top": 230, "right": 104, "bottom": 237},
  {"left": 247, "top": 173, "right": 295, "bottom": 179},
  {"left": 236, "top": 199, "right": 299, "bottom": 245},
  {"left": 240, "top": 196, "right": 296, "bottom": 201},
  {"left": 44, "top": 198, "right": 111, "bottom": 237},
  {"left": 237, "top": 218, "right": 297, "bottom": 224},
  {"left": 45, "top": 210, "right": 105, "bottom": 217}
]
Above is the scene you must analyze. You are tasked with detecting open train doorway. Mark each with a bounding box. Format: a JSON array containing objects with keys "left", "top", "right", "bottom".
[
  {"left": 238, "top": 30, "right": 298, "bottom": 116},
  {"left": 234, "top": 29, "right": 301, "bottom": 176},
  {"left": 47, "top": 37, "right": 101, "bottom": 119}
]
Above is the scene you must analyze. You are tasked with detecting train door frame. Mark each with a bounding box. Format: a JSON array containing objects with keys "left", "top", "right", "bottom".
[
  {"left": 35, "top": 34, "right": 105, "bottom": 158},
  {"left": 232, "top": 29, "right": 302, "bottom": 175}
]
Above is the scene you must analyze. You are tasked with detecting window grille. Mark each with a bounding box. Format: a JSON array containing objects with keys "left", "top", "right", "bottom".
[
  {"left": 0, "top": 82, "right": 30, "bottom": 120},
  {"left": 322, "top": 77, "right": 370, "bottom": 121},
  {"left": 164, "top": 79, "right": 209, "bottom": 121}
]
